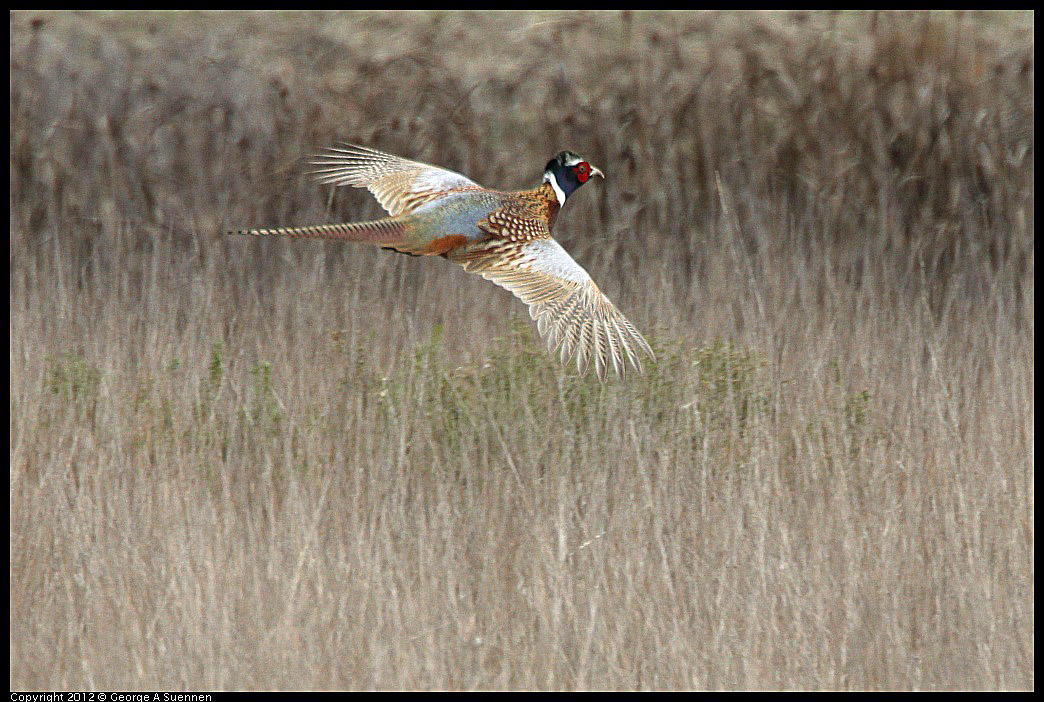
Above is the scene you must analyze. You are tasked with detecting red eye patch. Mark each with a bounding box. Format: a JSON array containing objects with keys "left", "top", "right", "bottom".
[{"left": 573, "top": 162, "right": 590, "bottom": 183}]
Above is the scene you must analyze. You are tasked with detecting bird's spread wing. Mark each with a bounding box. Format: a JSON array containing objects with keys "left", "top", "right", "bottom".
[
  {"left": 449, "top": 237, "right": 655, "bottom": 379},
  {"left": 310, "top": 144, "right": 482, "bottom": 216}
]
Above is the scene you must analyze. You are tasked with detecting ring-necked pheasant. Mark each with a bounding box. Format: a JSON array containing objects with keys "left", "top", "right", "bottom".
[{"left": 229, "top": 144, "right": 654, "bottom": 379}]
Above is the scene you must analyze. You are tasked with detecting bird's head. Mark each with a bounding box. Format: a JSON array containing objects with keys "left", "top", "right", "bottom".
[{"left": 543, "top": 151, "right": 603, "bottom": 206}]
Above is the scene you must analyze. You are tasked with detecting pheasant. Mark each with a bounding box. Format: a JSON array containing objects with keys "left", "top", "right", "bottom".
[{"left": 230, "top": 144, "right": 654, "bottom": 379}]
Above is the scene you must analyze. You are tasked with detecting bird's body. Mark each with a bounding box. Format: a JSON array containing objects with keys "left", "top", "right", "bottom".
[{"left": 231, "top": 144, "right": 653, "bottom": 379}]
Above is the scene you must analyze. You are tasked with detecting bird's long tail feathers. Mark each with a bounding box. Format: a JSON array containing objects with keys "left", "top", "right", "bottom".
[{"left": 228, "top": 217, "right": 406, "bottom": 244}]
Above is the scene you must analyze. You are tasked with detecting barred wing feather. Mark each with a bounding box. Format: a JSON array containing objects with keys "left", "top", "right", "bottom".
[
  {"left": 450, "top": 239, "right": 654, "bottom": 380},
  {"left": 310, "top": 144, "right": 481, "bottom": 216}
]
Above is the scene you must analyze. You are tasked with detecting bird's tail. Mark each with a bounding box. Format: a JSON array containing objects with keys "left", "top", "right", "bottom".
[{"left": 228, "top": 217, "right": 407, "bottom": 244}]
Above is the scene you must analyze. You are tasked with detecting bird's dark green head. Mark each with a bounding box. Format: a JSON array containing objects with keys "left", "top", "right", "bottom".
[{"left": 543, "top": 151, "right": 603, "bottom": 205}]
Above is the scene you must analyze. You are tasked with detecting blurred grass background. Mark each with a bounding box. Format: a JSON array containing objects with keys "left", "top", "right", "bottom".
[{"left": 9, "top": 10, "right": 1033, "bottom": 690}]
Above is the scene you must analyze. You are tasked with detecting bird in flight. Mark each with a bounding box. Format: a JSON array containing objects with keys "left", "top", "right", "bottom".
[{"left": 230, "top": 144, "right": 654, "bottom": 379}]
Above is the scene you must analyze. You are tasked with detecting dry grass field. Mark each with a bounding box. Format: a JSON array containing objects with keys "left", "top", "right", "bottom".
[{"left": 10, "top": 10, "right": 1033, "bottom": 691}]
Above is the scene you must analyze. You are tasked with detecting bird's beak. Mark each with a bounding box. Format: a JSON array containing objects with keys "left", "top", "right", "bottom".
[{"left": 590, "top": 165, "right": 604, "bottom": 179}]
